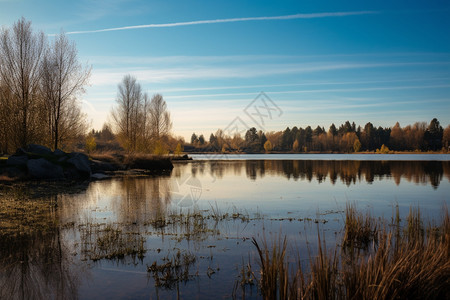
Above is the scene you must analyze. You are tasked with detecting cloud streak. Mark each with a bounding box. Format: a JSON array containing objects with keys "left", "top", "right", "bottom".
[
  {"left": 62, "top": 11, "right": 377, "bottom": 35},
  {"left": 88, "top": 61, "right": 449, "bottom": 85}
]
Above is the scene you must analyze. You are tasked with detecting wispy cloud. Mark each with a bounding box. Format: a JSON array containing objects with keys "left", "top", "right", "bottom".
[
  {"left": 61, "top": 11, "right": 377, "bottom": 35},
  {"left": 163, "top": 84, "right": 450, "bottom": 99},
  {"left": 88, "top": 61, "right": 449, "bottom": 85}
]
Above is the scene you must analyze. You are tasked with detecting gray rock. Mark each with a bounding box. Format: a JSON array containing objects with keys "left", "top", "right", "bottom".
[
  {"left": 67, "top": 152, "right": 91, "bottom": 177},
  {"left": 27, "top": 158, "right": 64, "bottom": 179},
  {"left": 91, "top": 173, "right": 109, "bottom": 180},
  {"left": 26, "top": 144, "right": 53, "bottom": 156},
  {"left": 7, "top": 155, "right": 28, "bottom": 166}
]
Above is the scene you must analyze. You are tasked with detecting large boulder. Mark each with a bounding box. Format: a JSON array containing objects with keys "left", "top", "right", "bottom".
[
  {"left": 27, "top": 158, "right": 64, "bottom": 179},
  {"left": 14, "top": 148, "right": 27, "bottom": 156},
  {"left": 67, "top": 152, "right": 91, "bottom": 177},
  {"left": 0, "top": 167, "right": 27, "bottom": 180},
  {"left": 7, "top": 155, "right": 28, "bottom": 167},
  {"left": 53, "top": 149, "right": 66, "bottom": 156},
  {"left": 26, "top": 144, "right": 53, "bottom": 156}
]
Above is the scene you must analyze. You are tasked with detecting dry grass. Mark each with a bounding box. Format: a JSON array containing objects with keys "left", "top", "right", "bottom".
[
  {"left": 250, "top": 205, "right": 450, "bottom": 300},
  {"left": 343, "top": 203, "right": 378, "bottom": 249},
  {"left": 79, "top": 223, "right": 146, "bottom": 262},
  {"left": 89, "top": 150, "right": 123, "bottom": 163},
  {"left": 147, "top": 250, "right": 197, "bottom": 289},
  {"left": 252, "top": 235, "right": 289, "bottom": 299}
]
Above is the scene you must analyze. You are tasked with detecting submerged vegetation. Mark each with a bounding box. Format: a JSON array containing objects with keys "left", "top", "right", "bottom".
[
  {"left": 79, "top": 223, "right": 146, "bottom": 262},
  {"left": 147, "top": 250, "right": 197, "bottom": 289}
]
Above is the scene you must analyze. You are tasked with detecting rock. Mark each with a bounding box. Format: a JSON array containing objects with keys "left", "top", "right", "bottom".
[
  {"left": 7, "top": 155, "right": 28, "bottom": 167},
  {"left": 27, "top": 158, "right": 64, "bottom": 179},
  {"left": 0, "top": 167, "right": 27, "bottom": 180},
  {"left": 67, "top": 152, "right": 91, "bottom": 177},
  {"left": 26, "top": 144, "right": 53, "bottom": 156},
  {"left": 14, "top": 148, "right": 27, "bottom": 156},
  {"left": 53, "top": 149, "right": 66, "bottom": 156},
  {"left": 91, "top": 173, "right": 110, "bottom": 180},
  {"left": 90, "top": 159, "right": 119, "bottom": 173}
]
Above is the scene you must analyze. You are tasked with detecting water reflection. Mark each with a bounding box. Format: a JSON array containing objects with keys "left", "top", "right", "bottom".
[
  {"left": 111, "top": 177, "right": 171, "bottom": 224},
  {"left": 0, "top": 159, "right": 448, "bottom": 299},
  {"left": 0, "top": 194, "right": 81, "bottom": 300},
  {"left": 197, "top": 160, "right": 450, "bottom": 188}
]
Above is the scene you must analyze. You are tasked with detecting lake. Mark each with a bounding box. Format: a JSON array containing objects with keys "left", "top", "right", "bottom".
[{"left": 1, "top": 154, "right": 449, "bottom": 299}]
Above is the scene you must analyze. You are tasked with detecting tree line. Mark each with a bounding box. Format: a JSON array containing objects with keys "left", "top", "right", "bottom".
[
  {"left": 189, "top": 118, "right": 450, "bottom": 153},
  {"left": 0, "top": 18, "right": 90, "bottom": 153}
]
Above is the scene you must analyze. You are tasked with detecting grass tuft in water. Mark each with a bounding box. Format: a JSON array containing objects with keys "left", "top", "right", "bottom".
[
  {"left": 343, "top": 202, "right": 378, "bottom": 249},
  {"left": 147, "top": 249, "right": 197, "bottom": 289},
  {"left": 247, "top": 205, "right": 450, "bottom": 300}
]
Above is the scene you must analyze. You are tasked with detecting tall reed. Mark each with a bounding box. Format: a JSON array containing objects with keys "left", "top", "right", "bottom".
[{"left": 249, "top": 205, "right": 450, "bottom": 300}]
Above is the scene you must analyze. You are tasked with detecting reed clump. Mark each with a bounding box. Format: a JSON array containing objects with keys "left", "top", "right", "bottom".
[
  {"left": 343, "top": 203, "right": 378, "bottom": 249},
  {"left": 147, "top": 250, "right": 197, "bottom": 289},
  {"left": 249, "top": 205, "right": 450, "bottom": 300}
]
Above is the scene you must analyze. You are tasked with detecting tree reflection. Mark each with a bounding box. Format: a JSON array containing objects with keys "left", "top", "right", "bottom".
[
  {"left": 114, "top": 176, "right": 171, "bottom": 224},
  {"left": 203, "top": 160, "right": 448, "bottom": 188},
  {"left": 0, "top": 194, "right": 81, "bottom": 300}
]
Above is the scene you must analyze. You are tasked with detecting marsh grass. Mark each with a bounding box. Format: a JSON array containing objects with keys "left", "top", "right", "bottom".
[
  {"left": 145, "top": 209, "right": 221, "bottom": 242},
  {"left": 147, "top": 249, "right": 197, "bottom": 289},
  {"left": 145, "top": 206, "right": 256, "bottom": 243},
  {"left": 343, "top": 203, "right": 378, "bottom": 250},
  {"left": 0, "top": 192, "right": 58, "bottom": 237},
  {"left": 79, "top": 223, "right": 146, "bottom": 262},
  {"left": 248, "top": 205, "right": 450, "bottom": 300},
  {"left": 252, "top": 235, "right": 288, "bottom": 299},
  {"left": 405, "top": 206, "right": 424, "bottom": 243}
]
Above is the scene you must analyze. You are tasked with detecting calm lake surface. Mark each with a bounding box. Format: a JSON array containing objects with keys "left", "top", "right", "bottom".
[{"left": 1, "top": 154, "right": 449, "bottom": 299}]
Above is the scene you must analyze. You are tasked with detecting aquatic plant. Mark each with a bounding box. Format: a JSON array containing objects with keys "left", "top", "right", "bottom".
[{"left": 147, "top": 249, "right": 198, "bottom": 289}]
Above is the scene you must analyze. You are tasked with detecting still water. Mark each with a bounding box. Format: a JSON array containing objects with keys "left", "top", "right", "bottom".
[{"left": 1, "top": 155, "right": 449, "bottom": 299}]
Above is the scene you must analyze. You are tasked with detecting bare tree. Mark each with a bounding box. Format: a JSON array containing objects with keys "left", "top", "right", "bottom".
[
  {"left": 0, "top": 17, "right": 46, "bottom": 148},
  {"left": 40, "top": 32, "right": 91, "bottom": 150},
  {"left": 148, "top": 93, "right": 172, "bottom": 141},
  {"left": 111, "top": 75, "right": 143, "bottom": 152},
  {"left": 139, "top": 93, "right": 152, "bottom": 151},
  {"left": 0, "top": 82, "right": 14, "bottom": 153}
]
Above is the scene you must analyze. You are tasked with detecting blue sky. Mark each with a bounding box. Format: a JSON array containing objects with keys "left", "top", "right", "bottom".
[{"left": 1, "top": 0, "right": 449, "bottom": 139}]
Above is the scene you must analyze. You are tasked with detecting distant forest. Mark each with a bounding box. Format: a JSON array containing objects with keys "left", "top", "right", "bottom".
[{"left": 188, "top": 118, "right": 450, "bottom": 153}]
